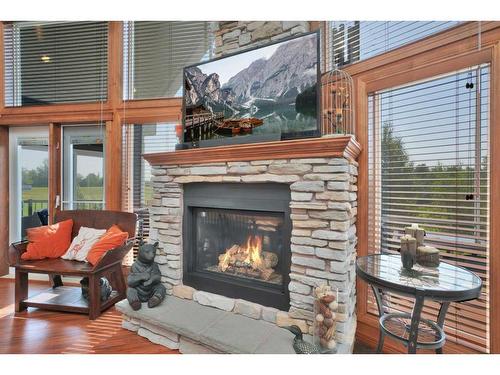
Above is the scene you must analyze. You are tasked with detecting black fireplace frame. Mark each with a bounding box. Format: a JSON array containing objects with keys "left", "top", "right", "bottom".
[{"left": 183, "top": 183, "right": 291, "bottom": 310}]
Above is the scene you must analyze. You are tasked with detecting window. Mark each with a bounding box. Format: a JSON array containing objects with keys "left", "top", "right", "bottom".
[
  {"left": 325, "top": 21, "right": 461, "bottom": 70},
  {"left": 123, "top": 21, "right": 214, "bottom": 100},
  {"left": 122, "top": 123, "right": 178, "bottom": 261},
  {"left": 367, "top": 65, "right": 490, "bottom": 352},
  {"left": 122, "top": 123, "right": 178, "bottom": 211},
  {"left": 62, "top": 125, "right": 106, "bottom": 211},
  {"left": 3, "top": 21, "right": 108, "bottom": 106},
  {"left": 8, "top": 127, "right": 49, "bottom": 242}
]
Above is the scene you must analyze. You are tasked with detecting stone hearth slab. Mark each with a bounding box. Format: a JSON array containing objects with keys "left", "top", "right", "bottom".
[
  {"left": 199, "top": 311, "right": 295, "bottom": 354},
  {"left": 116, "top": 297, "right": 296, "bottom": 354},
  {"left": 117, "top": 297, "right": 223, "bottom": 342}
]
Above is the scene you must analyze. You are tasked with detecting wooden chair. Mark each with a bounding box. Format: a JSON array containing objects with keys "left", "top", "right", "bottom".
[{"left": 8, "top": 210, "right": 137, "bottom": 320}]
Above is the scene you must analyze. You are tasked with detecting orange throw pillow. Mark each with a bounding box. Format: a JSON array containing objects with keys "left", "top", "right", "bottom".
[
  {"left": 86, "top": 224, "right": 128, "bottom": 266},
  {"left": 21, "top": 219, "right": 74, "bottom": 260}
]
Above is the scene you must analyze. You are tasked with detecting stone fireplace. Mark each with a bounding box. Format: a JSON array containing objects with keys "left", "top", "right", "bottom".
[
  {"left": 183, "top": 183, "right": 291, "bottom": 310},
  {"left": 117, "top": 136, "right": 360, "bottom": 353}
]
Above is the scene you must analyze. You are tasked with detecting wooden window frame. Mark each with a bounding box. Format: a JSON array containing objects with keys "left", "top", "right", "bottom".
[{"left": 345, "top": 21, "right": 500, "bottom": 353}]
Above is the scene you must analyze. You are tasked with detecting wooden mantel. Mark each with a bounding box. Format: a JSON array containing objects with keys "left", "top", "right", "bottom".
[{"left": 144, "top": 136, "right": 361, "bottom": 166}]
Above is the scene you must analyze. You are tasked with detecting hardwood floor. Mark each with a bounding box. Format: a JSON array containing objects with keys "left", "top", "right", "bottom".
[
  {"left": 0, "top": 278, "right": 178, "bottom": 354},
  {"left": 0, "top": 277, "right": 374, "bottom": 354}
]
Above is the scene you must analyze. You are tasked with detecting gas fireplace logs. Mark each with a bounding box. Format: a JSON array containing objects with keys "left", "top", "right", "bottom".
[
  {"left": 217, "top": 235, "right": 279, "bottom": 281},
  {"left": 313, "top": 285, "right": 338, "bottom": 352}
]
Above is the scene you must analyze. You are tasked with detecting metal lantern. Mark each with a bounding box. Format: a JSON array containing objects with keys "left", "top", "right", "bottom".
[{"left": 321, "top": 68, "right": 354, "bottom": 136}]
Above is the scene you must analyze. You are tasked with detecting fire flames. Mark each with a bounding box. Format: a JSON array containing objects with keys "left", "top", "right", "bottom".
[
  {"left": 217, "top": 235, "right": 278, "bottom": 281},
  {"left": 219, "top": 235, "right": 263, "bottom": 272}
]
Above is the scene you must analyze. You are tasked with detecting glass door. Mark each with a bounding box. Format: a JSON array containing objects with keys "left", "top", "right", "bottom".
[
  {"left": 62, "top": 125, "right": 105, "bottom": 210},
  {"left": 9, "top": 127, "right": 49, "bottom": 241}
]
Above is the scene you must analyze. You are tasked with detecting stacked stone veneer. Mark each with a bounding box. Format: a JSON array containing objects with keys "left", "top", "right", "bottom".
[
  {"left": 147, "top": 155, "right": 358, "bottom": 351},
  {"left": 214, "top": 21, "right": 310, "bottom": 57}
]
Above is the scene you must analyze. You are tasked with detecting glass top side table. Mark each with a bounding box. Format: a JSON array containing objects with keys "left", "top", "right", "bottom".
[{"left": 356, "top": 254, "right": 482, "bottom": 354}]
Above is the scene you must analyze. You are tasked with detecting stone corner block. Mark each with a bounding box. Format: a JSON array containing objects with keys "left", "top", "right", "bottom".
[
  {"left": 261, "top": 306, "right": 279, "bottom": 323},
  {"left": 172, "top": 284, "right": 196, "bottom": 300},
  {"left": 276, "top": 311, "right": 308, "bottom": 333},
  {"left": 234, "top": 299, "right": 263, "bottom": 319},
  {"left": 193, "top": 291, "right": 235, "bottom": 312}
]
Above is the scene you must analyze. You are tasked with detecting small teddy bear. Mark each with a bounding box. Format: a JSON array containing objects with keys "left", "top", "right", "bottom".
[{"left": 127, "top": 241, "right": 166, "bottom": 310}]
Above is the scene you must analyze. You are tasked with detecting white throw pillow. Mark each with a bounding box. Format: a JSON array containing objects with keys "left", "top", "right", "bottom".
[{"left": 61, "top": 226, "right": 106, "bottom": 262}]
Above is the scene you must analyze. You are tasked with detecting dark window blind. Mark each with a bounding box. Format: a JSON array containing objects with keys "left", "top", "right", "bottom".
[
  {"left": 367, "top": 65, "right": 490, "bottom": 352},
  {"left": 325, "top": 21, "right": 461, "bottom": 70},
  {"left": 3, "top": 21, "right": 108, "bottom": 106},
  {"left": 123, "top": 21, "right": 214, "bottom": 100}
]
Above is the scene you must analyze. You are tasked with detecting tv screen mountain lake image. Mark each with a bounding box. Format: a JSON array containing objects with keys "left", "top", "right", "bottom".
[{"left": 183, "top": 32, "right": 319, "bottom": 142}]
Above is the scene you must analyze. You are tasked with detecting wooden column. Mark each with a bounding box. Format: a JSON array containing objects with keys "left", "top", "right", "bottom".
[
  {"left": 0, "top": 127, "right": 9, "bottom": 276},
  {"left": 108, "top": 22, "right": 122, "bottom": 111},
  {"left": 354, "top": 77, "right": 369, "bottom": 322},
  {"left": 104, "top": 21, "right": 123, "bottom": 211},
  {"left": 105, "top": 117, "right": 122, "bottom": 211},
  {"left": 490, "top": 42, "right": 500, "bottom": 354},
  {"left": 48, "top": 123, "right": 61, "bottom": 224}
]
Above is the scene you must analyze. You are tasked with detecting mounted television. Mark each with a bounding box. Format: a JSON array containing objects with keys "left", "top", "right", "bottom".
[{"left": 182, "top": 31, "right": 320, "bottom": 147}]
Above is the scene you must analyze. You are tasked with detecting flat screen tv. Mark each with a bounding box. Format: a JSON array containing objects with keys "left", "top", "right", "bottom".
[{"left": 182, "top": 31, "right": 320, "bottom": 146}]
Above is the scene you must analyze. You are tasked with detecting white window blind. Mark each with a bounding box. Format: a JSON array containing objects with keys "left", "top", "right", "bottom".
[
  {"left": 367, "top": 65, "right": 490, "bottom": 352},
  {"left": 123, "top": 21, "right": 214, "bottom": 100},
  {"left": 122, "top": 123, "right": 178, "bottom": 261},
  {"left": 325, "top": 21, "right": 461, "bottom": 70},
  {"left": 122, "top": 123, "right": 178, "bottom": 212},
  {"left": 3, "top": 21, "right": 108, "bottom": 106}
]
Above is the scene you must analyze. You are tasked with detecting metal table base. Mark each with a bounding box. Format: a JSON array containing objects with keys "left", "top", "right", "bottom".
[{"left": 371, "top": 285, "right": 450, "bottom": 354}]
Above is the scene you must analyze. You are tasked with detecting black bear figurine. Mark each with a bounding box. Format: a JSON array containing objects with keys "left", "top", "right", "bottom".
[{"left": 127, "top": 241, "right": 166, "bottom": 310}]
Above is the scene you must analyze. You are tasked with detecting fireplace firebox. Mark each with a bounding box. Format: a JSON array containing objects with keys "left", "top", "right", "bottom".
[{"left": 183, "top": 183, "right": 291, "bottom": 310}]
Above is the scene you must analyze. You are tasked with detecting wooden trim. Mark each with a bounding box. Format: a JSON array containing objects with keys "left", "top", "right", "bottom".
[
  {"left": 119, "top": 97, "right": 182, "bottom": 110},
  {"left": 48, "top": 123, "right": 61, "bottom": 224},
  {"left": 343, "top": 22, "right": 500, "bottom": 78},
  {"left": 105, "top": 117, "right": 122, "bottom": 210},
  {"left": 0, "top": 127, "right": 9, "bottom": 276},
  {"left": 355, "top": 77, "right": 369, "bottom": 320},
  {"left": 119, "top": 107, "right": 181, "bottom": 125},
  {"left": 103, "top": 21, "right": 123, "bottom": 211},
  {"left": 108, "top": 22, "right": 122, "bottom": 111},
  {"left": 0, "top": 102, "right": 111, "bottom": 115},
  {"left": 118, "top": 98, "right": 182, "bottom": 124},
  {"left": 0, "top": 111, "right": 113, "bottom": 126},
  {"left": 489, "top": 42, "right": 500, "bottom": 354},
  {"left": 0, "top": 97, "right": 180, "bottom": 120},
  {"left": 144, "top": 136, "right": 361, "bottom": 166},
  {"left": 365, "top": 48, "right": 492, "bottom": 94}
]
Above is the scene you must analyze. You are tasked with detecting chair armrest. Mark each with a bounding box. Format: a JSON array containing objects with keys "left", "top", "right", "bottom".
[
  {"left": 8, "top": 241, "right": 29, "bottom": 266},
  {"left": 92, "top": 239, "right": 135, "bottom": 271}
]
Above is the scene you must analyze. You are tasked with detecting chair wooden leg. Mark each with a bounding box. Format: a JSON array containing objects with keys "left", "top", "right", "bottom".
[
  {"left": 88, "top": 275, "right": 101, "bottom": 320},
  {"left": 15, "top": 270, "right": 28, "bottom": 312}
]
